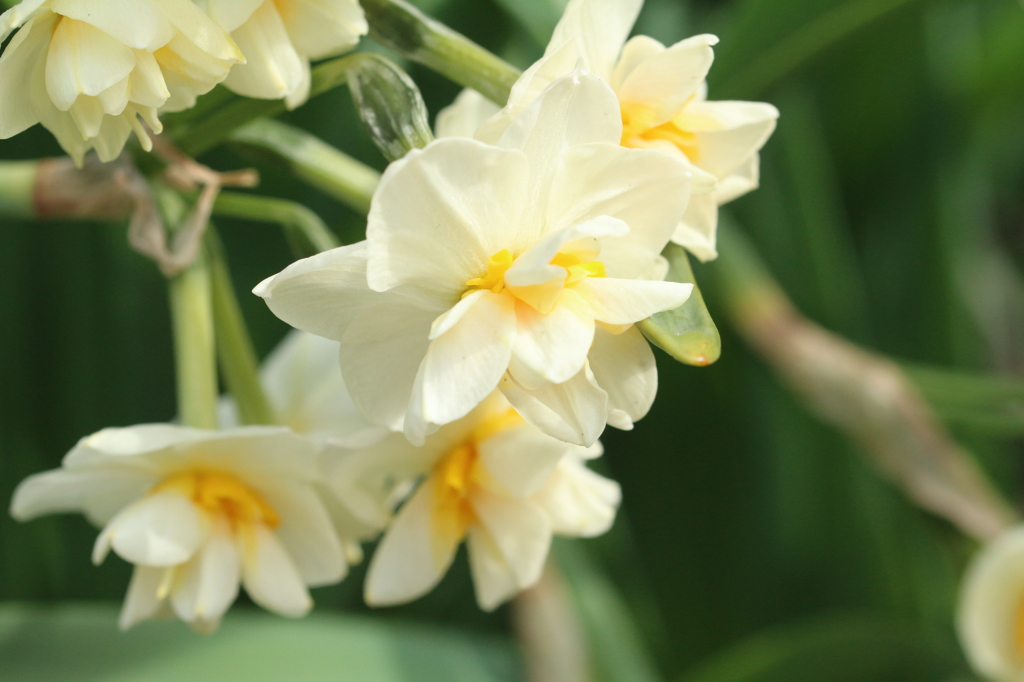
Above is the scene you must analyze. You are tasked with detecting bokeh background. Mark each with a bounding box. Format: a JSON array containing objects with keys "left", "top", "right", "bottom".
[{"left": 1, "top": 0, "right": 1023, "bottom": 679}]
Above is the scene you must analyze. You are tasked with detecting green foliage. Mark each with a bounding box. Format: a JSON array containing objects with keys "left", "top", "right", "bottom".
[{"left": 1, "top": 0, "right": 1022, "bottom": 680}]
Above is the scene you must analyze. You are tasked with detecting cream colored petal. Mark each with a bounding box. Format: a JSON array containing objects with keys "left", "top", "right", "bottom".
[
  {"left": 119, "top": 565, "right": 169, "bottom": 630},
  {"left": 10, "top": 468, "right": 153, "bottom": 526},
  {"left": 89, "top": 109, "right": 134, "bottom": 162},
  {"left": 49, "top": 0, "right": 175, "bottom": 51},
  {"left": 97, "top": 492, "right": 209, "bottom": 567},
  {"left": 45, "top": 16, "right": 136, "bottom": 110},
  {"left": 616, "top": 34, "right": 717, "bottom": 131},
  {"left": 364, "top": 478, "right": 459, "bottom": 606},
  {"left": 469, "top": 489, "right": 551, "bottom": 605},
  {"left": 498, "top": 70, "right": 622, "bottom": 225},
  {"left": 0, "top": 14, "right": 51, "bottom": 138},
  {"left": 366, "top": 138, "right": 531, "bottom": 296},
  {"left": 466, "top": 526, "right": 519, "bottom": 613},
  {"left": 0, "top": 0, "right": 49, "bottom": 43},
  {"left": 548, "top": 143, "right": 692, "bottom": 279},
  {"left": 673, "top": 189, "right": 719, "bottom": 262},
  {"left": 715, "top": 154, "right": 760, "bottom": 205},
  {"left": 533, "top": 456, "right": 620, "bottom": 537},
  {"left": 240, "top": 525, "right": 313, "bottom": 617},
  {"left": 405, "top": 291, "right": 516, "bottom": 444},
  {"left": 435, "top": 88, "right": 499, "bottom": 139},
  {"left": 588, "top": 326, "right": 656, "bottom": 430},
  {"left": 681, "top": 99, "right": 779, "bottom": 180},
  {"left": 221, "top": 1, "right": 305, "bottom": 101},
  {"left": 66, "top": 424, "right": 212, "bottom": 468},
  {"left": 170, "top": 520, "right": 240, "bottom": 624},
  {"left": 958, "top": 526, "right": 1024, "bottom": 682},
  {"left": 547, "top": 0, "right": 643, "bottom": 79},
  {"left": 254, "top": 479, "right": 345, "bottom": 587},
  {"left": 149, "top": 0, "right": 243, "bottom": 61},
  {"left": 200, "top": 0, "right": 263, "bottom": 33},
  {"left": 511, "top": 291, "right": 595, "bottom": 386},
  {"left": 574, "top": 277, "right": 692, "bottom": 325},
  {"left": 609, "top": 35, "right": 664, "bottom": 90},
  {"left": 477, "top": 425, "right": 572, "bottom": 498},
  {"left": 499, "top": 364, "right": 608, "bottom": 446},
  {"left": 277, "top": 0, "right": 367, "bottom": 60}
]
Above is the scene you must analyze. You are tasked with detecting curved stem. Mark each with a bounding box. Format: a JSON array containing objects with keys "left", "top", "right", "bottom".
[{"left": 213, "top": 190, "right": 340, "bottom": 258}]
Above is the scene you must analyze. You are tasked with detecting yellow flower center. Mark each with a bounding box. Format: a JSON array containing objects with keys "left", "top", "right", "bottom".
[
  {"left": 153, "top": 471, "right": 280, "bottom": 529},
  {"left": 464, "top": 248, "right": 606, "bottom": 314},
  {"left": 619, "top": 99, "right": 722, "bottom": 164},
  {"left": 430, "top": 410, "right": 523, "bottom": 562}
]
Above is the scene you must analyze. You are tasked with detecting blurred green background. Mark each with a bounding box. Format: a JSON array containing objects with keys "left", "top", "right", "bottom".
[{"left": 1, "top": 0, "right": 1023, "bottom": 680}]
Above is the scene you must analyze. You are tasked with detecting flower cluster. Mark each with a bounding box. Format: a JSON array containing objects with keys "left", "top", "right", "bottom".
[
  {"left": 0, "top": 0, "right": 367, "bottom": 163},
  {"left": 8, "top": 0, "right": 779, "bottom": 633}
]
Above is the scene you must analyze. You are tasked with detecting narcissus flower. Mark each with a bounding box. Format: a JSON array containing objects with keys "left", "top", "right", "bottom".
[
  {"left": 10, "top": 425, "right": 347, "bottom": 631},
  {"left": 445, "top": 0, "right": 779, "bottom": 261},
  {"left": 0, "top": 0, "right": 243, "bottom": 164},
  {"left": 199, "top": 0, "right": 367, "bottom": 109},
  {"left": 958, "top": 527, "right": 1024, "bottom": 681},
  {"left": 322, "top": 394, "right": 620, "bottom": 611},
  {"left": 257, "top": 70, "right": 694, "bottom": 447}
]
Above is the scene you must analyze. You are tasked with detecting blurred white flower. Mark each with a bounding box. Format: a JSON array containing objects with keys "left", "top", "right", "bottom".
[
  {"left": 959, "top": 526, "right": 1024, "bottom": 681},
  {"left": 441, "top": 0, "right": 779, "bottom": 261},
  {"left": 256, "top": 70, "right": 693, "bottom": 447},
  {"left": 10, "top": 425, "right": 347, "bottom": 631},
  {"left": 322, "top": 393, "right": 620, "bottom": 611},
  {"left": 198, "top": 0, "right": 367, "bottom": 109},
  {"left": 0, "top": 0, "right": 243, "bottom": 165}
]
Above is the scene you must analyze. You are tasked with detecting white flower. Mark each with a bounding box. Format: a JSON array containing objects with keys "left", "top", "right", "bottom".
[
  {"left": 321, "top": 393, "right": 620, "bottom": 611},
  {"left": 0, "top": 0, "right": 244, "bottom": 165},
  {"left": 256, "top": 70, "right": 694, "bottom": 447},
  {"left": 10, "top": 425, "right": 347, "bottom": 631},
  {"left": 958, "top": 526, "right": 1024, "bottom": 681},
  {"left": 441, "top": 0, "right": 779, "bottom": 262},
  {"left": 198, "top": 0, "right": 367, "bottom": 109}
]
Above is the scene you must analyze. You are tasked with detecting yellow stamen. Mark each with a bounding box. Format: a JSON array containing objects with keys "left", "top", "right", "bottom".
[
  {"left": 464, "top": 249, "right": 606, "bottom": 312},
  {"left": 153, "top": 471, "right": 280, "bottom": 529},
  {"left": 465, "top": 249, "right": 514, "bottom": 294}
]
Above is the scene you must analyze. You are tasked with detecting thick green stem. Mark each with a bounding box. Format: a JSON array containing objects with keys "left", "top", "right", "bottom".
[
  {"left": 229, "top": 120, "right": 381, "bottom": 215},
  {"left": 159, "top": 188, "right": 219, "bottom": 430},
  {"left": 0, "top": 161, "right": 39, "bottom": 218},
  {"left": 361, "top": 0, "right": 521, "bottom": 105},
  {"left": 205, "top": 229, "right": 276, "bottom": 426},
  {"left": 213, "top": 191, "right": 340, "bottom": 258}
]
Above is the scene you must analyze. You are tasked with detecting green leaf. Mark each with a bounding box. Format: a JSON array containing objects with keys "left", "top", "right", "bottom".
[
  {"left": 638, "top": 244, "right": 721, "bottom": 367},
  {"left": 489, "top": 0, "right": 567, "bottom": 46},
  {"left": 346, "top": 54, "right": 434, "bottom": 161},
  {"left": 677, "top": 614, "right": 961, "bottom": 682},
  {"left": 0, "top": 604, "right": 522, "bottom": 682},
  {"left": 904, "top": 363, "right": 1024, "bottom": 436}
]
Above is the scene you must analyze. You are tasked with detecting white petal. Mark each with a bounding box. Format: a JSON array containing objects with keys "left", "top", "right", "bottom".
[
  {"left": 366, "top": 138, "right": 531, "bottom": 296},
  {"left": 588, "top": 326, "right": 656, "bottom": 430},
  {"left": 45, "top": 17, "right": 136, "bottom": 111},
  {"left": 240, "top": 525, "right": 313, "bottom": 617},
  {"left": 477, "top": 423, "right": 572, "bottom": 498},
  {"left": 680, "top": 100, "right": 779, "bottom": 180},
  {"left": 202, "top": 0, "right": 263, "bottom": 33},
  {"left": 69, "top": 423, "right": 210, "bottom": 465},
  {"left": 49, "top": 0, "right": 176, "bottom": 51},
  {"left": 278, "top": 0, "right": 367, "bottom": 60},
  {"left": 254, "top": 479, "right": 345, "bottom": 587},
  {"left": 498, "top": 70, "right": 622, "bottom": 224},
  {"left": 0, "top": 0, "right": 49, "bottom": 43},
  {"left": 533, "top": 456, "right": 620, "bottom": 537},
  {"left": 609, "top": 35, "right": 664, "bottom": 90},
  {"left": 466, "top": 526, "right": 519, "bottom": 613},
  {"left": 715, "top": 154, "right": 760, "bottom": 205},
  {"left": 435, "top": 88, "right": 499, "bottom": 139},
  {"left": 405, "top": 292, "right": 516, "bottom": 444},
  {"left": 0, "top": 14, "right": 50, "bottom": 138},
  {"left": 170, "top": 520, "right": 240, "bottom": 625},
  {"left": 98, "top": 492, "right": 209, "bottom": 567},
  {"left": 10, "top": 468, "right": 154, "bottom": 527},
  {"left": 221, "top": 1, "right": 305, "bottom": 101},
  {"left": 511, "top": 292, "right": 595, "bottom": 386},
  {"left": 574, "top": 277, "right": 692, "bottom": 325},
  {"left": 119, "top": 565, "right": 169, "bottom": 630},
  {"left": 673, "top": 189, "right": 719, "bottom": 262},
  {"left": 958, "top": 526, "right": 1024, "bottom": 681},
  {"left": 547, "top": 0, "right": 643, "bottom": 79},
  {"left": 548, "top": 143, "right": 693, "bottom": 278},
  {"left": 499, "top": 364, "right": 608, "bottom": 447},
  {"left": 470, "top": 489, "right": 551, "bottom": 603},
  {"left": 364, "top": 478, "right": 459, "bottom": 606},
  {"left": 616, "top": 34, "right": 718, "bottom": 131}
]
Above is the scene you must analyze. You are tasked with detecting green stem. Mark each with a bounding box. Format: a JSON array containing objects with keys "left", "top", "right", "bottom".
[
  {"left": 213, "top": 191, "right": 340, "bottom": 258},
  {"left": 0, "top": 160, "right": 39, "bottom": 218},
  {"left": 205, "top": 229, "right": 276, "bottom": 426},
  {"left": 229, "top": 120, "right": 381, "bottom": 215},
  {"left": 175, "top": 53, "right": 363, "bottom": 157},
  {"left": 361, "top": 0, "right": 521, "bottom": 105},
  {"left": 157, "top": 187, "right": 219, "bottom": 430}
]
